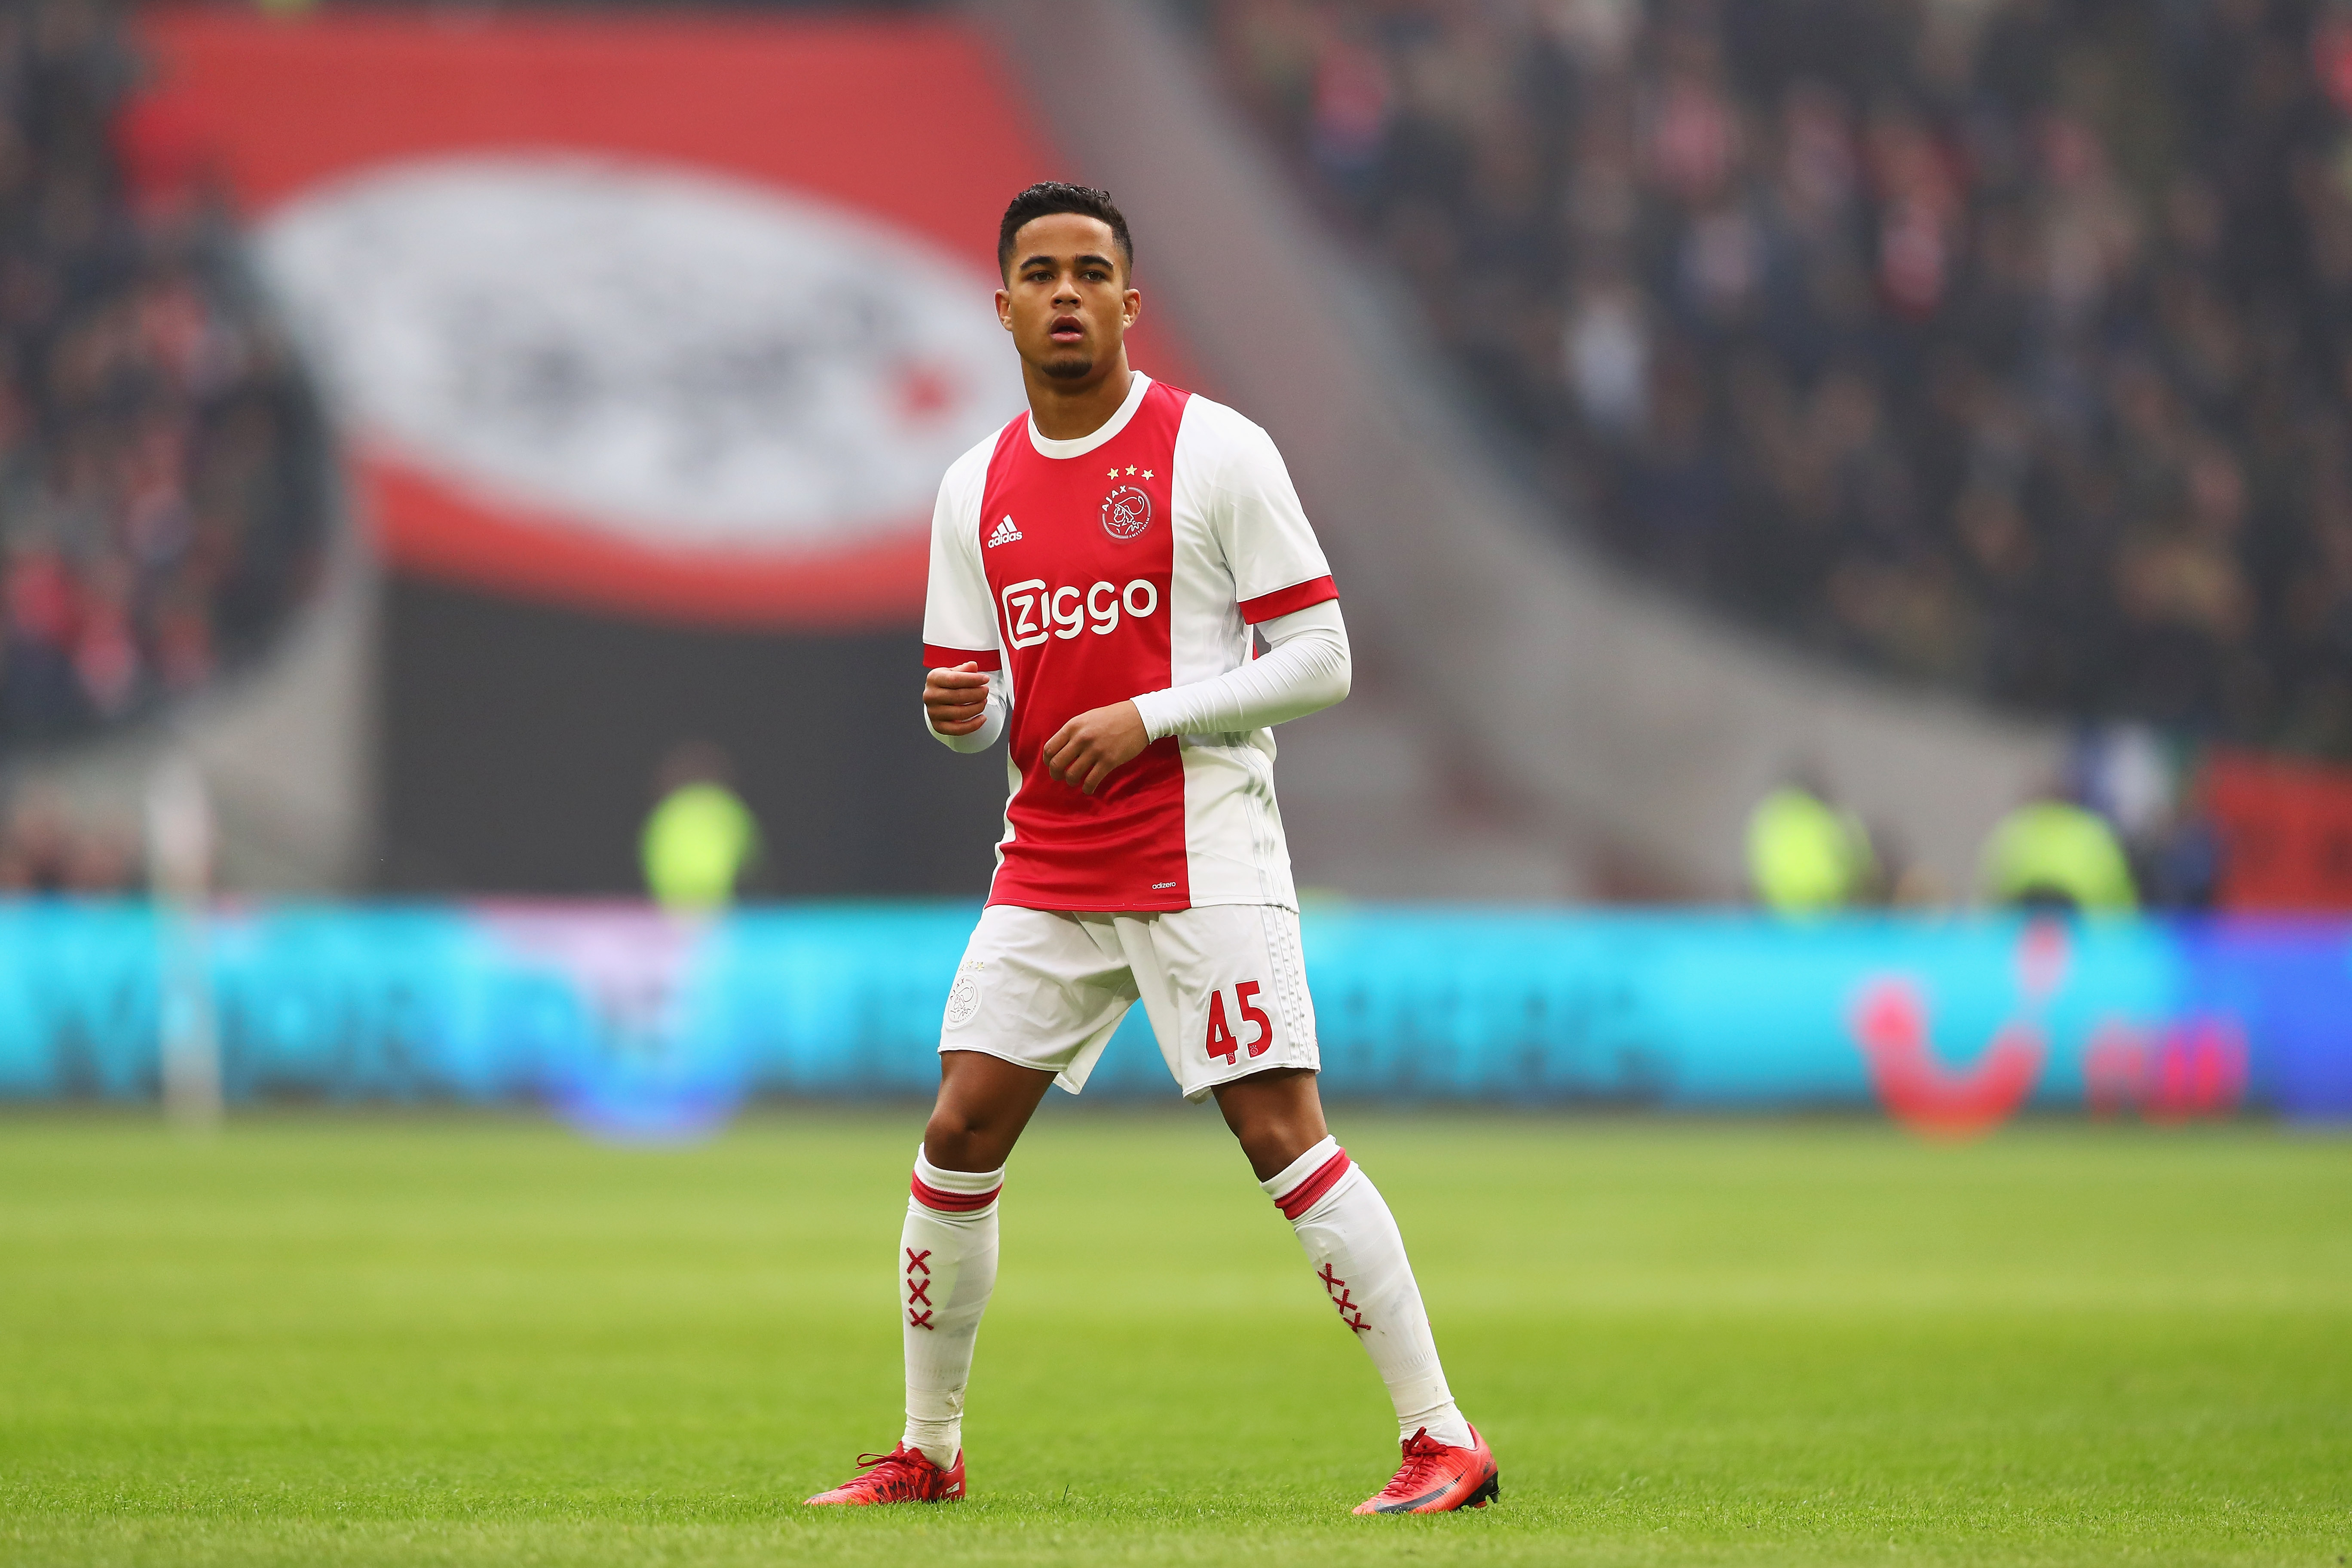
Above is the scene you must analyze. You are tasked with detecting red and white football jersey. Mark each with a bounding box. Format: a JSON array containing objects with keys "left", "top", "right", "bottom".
[{"left": 922, "top": 373, "right": 1337, "bottom": 913}]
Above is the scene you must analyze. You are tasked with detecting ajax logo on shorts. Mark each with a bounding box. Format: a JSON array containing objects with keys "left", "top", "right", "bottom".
[
  {"left": 1100, "top": 484, "right": 1151, "bottom": 540},
  {"left": 945, "top": 959, "right": 985, "bottom": 1029},
  {"left": 1001, "top": 577, "right": 1159, "bottom": 648}
]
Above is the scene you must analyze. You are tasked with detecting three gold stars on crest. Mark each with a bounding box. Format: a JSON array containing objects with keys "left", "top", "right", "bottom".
[{"left": 1106, "top": 465, "right": 1154, "bottom": 479}]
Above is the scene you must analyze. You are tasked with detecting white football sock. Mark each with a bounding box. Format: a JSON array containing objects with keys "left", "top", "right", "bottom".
[
  {"left": 900, "top": 1145, "right": 1002, "bottom": 1469},
  {"left": 1262, "top": 1135, "right": 1474, "bottom": 1448}
]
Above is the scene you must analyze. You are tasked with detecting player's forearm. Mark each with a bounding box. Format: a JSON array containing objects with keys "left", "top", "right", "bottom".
[
  {"left": 928, "top": 672, "right": 1008, "bottom": 753},
  {"left": 1130, "top": 601, "right": 1350, "bottom": 741}
]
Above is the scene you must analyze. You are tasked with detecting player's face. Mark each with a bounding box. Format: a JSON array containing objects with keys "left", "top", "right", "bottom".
[{"left": 995, "top": 214, "right": 1140, "bottom": 384}]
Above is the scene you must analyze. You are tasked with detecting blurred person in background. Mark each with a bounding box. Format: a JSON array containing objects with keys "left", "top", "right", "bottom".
[
  {"left": 2138, "top": 783, "right": 2226, "bottom": 910},
  {"left": 640, "top": 740, "right": 761, "bottom": 912},
  {"left": 1746, "top": 770, "right": 1877, "bottom": 911},
  {"left": 1979, "top": 785, "right": 2139, "bottom": 913},
  {"left": 0, "top": 786, "right": 76, "bottom": 891},
  {"left": 0, "top": 783, "right": 135, "bottom": 893},
  {"left": 2073, "top": 722, "right": 2227, "bottom": 909}
]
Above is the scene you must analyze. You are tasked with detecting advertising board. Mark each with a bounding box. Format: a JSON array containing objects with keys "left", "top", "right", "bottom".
[{"left": 2, "top": 905, "right": 2343, "bottom": 1130}]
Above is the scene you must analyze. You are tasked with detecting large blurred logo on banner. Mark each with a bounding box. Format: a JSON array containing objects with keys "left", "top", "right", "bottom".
[
  {"left": 135, "top": 14, "right": 1176, "bottom": 627},
  {"left": 260, "top": 156, "right": 1017, "bottom": 625}
]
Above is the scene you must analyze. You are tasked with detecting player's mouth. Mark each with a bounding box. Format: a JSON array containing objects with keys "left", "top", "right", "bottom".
[{"left": 1048, "top": 314, "right": 1085, "bottom": 346}]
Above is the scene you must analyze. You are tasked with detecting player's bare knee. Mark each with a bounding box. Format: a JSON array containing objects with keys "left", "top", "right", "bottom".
[
  {"left": 922, "top": 1109, "right": 991, "bottom": 1172},
  {"left": 925, "top": 1095, "right": 1031, "bottom": 1170},
  {"left": 1214, "top": 1069, "right": 1329, "bottom": 1179}
]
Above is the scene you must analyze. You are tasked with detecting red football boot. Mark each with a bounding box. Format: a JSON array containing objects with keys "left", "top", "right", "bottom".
[
  {"left": 1353, "top": 1424, "right": 1499, "bottom": 1515},
  {"left": 803, "top": 1442, "right": 965, "bottom": 1505}
]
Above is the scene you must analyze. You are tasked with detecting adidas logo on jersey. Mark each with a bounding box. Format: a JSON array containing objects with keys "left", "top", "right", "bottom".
[{"left": 986, "top": 515, "right": 1023, "bottom": 548}]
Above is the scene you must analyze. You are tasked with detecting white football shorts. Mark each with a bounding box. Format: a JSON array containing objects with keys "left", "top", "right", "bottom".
[{"left": 938, "top": 903, "right": 1320, "bottom": 1101}]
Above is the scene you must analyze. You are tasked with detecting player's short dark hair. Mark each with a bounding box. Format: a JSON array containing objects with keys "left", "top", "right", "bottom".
[{"left": 997, "top": 182, "right": 1134, "bottom": 279}]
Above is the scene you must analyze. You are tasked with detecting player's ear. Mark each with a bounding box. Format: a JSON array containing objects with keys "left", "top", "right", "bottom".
[
  {"left": 1123, "top": 287, "right": 1142, "bottom": 328},
  {"left": 995, "top": 287, "right": 1013, "bottom": 331}
]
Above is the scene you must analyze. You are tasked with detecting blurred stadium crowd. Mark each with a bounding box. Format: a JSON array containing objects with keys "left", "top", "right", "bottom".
[
  {"left": 0, "top": 0, "right": 325, "bottom": 762},
  {"left": 1207, "top": 0, "right": 2352, "bottom": 758}
]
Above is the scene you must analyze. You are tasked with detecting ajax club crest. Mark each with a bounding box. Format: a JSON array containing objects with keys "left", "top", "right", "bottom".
[{"left": 1101, "top": 484, "right": 1152, "bottom": 540}]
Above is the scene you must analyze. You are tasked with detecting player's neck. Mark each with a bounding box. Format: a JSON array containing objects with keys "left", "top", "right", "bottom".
[{"left": 1023, "top": 355, "right": 1135, "bottom": 442}]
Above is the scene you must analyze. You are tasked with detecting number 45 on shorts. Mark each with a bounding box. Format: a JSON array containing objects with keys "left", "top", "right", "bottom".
[{"left": 1204, "top": 981, "right": 1273, "bottom": 1066}]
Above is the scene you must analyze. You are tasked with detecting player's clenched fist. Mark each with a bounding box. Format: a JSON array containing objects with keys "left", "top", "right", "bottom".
[
  {"left": 925, "top": 662, "right": 992, "bottom": 735},
  {"left": 1043, "top": 701, "right": 1148, "bottom": 796}
]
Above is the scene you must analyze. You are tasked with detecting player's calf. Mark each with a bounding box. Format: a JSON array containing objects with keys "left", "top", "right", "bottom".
[
  {"left": 807, "top": 1145, "right": 1001, "bottom": 1508},
  {"left": 1256, "top": 1133, "right": 1494, "bottom": 1512}
]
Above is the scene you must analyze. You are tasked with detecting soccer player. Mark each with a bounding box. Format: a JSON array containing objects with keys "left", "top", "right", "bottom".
[{"left": 805, "top": 183, "right": 1496, "bottom": 1516}]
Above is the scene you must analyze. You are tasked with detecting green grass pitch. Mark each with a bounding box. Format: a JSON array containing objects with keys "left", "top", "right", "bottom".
[{"left": 3, "top": 1108, "right": 2348, "bottom": 1566}]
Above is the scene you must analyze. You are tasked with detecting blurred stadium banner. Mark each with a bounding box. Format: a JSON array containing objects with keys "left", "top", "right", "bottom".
[
  {"left": 2204, "top": 751, "right": 2352, "bottom": 912},
  {"left": 135, "top": 12, "right": 1192, "bottom": 630},
  {"left": 0, "top": 905, "right": 2344, "bottom": 1127}
]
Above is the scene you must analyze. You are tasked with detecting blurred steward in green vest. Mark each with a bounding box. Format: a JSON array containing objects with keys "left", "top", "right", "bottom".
[
  {"left": 641, "top": 741, "right": 762, "bottom": 912},
  {"left": 1747, "top": 778, "right": 1877, "bottom": 912},
  {"left": 1978, "top": 793, "right": 2137, "bottom": 913}
]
